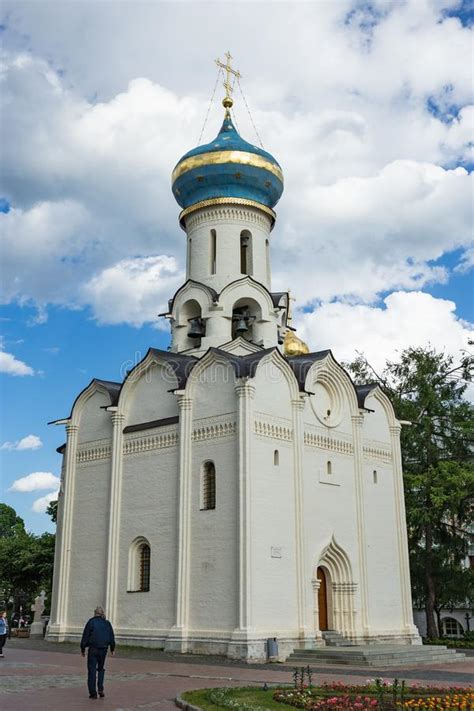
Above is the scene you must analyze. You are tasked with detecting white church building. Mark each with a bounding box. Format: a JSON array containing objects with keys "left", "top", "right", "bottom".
[{"left": 47, "top": 59, "right": 420, "bottom": 661}]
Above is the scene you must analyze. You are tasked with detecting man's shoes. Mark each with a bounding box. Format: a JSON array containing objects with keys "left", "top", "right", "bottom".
[
  {"left": 99, "top": 692, "right": 105, "bottom": 698},
  {"left": 89, "top": 694, "right": 98, "bottom": 699}
]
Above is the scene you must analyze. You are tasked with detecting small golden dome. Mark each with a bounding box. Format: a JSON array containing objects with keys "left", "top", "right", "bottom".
[{"left": 283, "top": 330, "right": 310, "bottom": 356}]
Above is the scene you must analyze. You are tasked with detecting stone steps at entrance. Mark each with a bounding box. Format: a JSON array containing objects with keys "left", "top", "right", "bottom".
[
  {"left": 287, "top": 645, "right": 466, "bottom": 667},
  {"left": 321, "top": 630, "right": 356, "bottom": 647}
]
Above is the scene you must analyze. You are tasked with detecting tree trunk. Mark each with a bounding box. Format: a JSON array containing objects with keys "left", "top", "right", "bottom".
[
  {"left": 425, "top": 521, "right": 438, "bottom": 639},
  {"left": 434, "top": 606, "right": 443, "bottom": 638}
]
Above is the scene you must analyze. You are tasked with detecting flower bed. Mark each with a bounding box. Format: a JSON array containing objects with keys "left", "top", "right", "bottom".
[{"left": 273, "top": 682, "right": 474, "bottom": 711}]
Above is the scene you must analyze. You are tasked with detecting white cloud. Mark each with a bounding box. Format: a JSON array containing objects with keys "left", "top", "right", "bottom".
[
  {"left": 0, "top": 349, "right": 35, "bottom": 376},
  {"left": 9, "top": 471, "right": 60, "bottom": 492},
  {"left": 0, "top": 2, "right": 472, "bottom": 326},
  {"left": 297, "top": 291, "right": 474, "bottom": 374},
  {"left": 32, "top": 489, "right": 59, "bottom": 514},
  {"left": 83, "top": 255, "right": 183, "bottom": 326},
  {"left": 1, "top": 434, "right": 43, "bottom": 451}
]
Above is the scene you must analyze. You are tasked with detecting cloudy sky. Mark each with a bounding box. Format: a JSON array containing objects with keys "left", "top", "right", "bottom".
[{"left": 0, "top": 0, "right": 472, "bottom": 533}]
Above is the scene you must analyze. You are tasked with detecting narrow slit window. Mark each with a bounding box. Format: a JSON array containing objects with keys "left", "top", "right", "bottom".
[
  {"left": 139, "top": 543, "right": 150, "bottom": 592},
  {"left": 265, "top": 238, "right": 270, "bottom": 281},
  {"left": 274, "top": 449, "right": 279, "bottom": 466},
  {"left": 201, "top": 461, "right": 216, "bottom": 510},
  {"left": 210, "top": 229, "right": 216, "bottom": 274},
  {"left": 326, "top": 461, "right": 332, "bottom": 476},
  {"left": 188, "top": 238, "right": 192, "bottom": 276},
  {"left": 373, "top": 470, "right": 378, "bottom": 484},
  {"left": 240, "top": 230, "right": 252, "bottom": 275}
]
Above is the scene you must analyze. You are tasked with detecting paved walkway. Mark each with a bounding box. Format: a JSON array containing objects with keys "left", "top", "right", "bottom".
[{"left": 1, "top": 639, "right": 472, "bottom": 711}]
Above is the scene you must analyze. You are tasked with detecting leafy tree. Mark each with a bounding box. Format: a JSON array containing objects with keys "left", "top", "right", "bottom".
[
  {"left": 0, "top": 504, "right": 55, "bottom": 615},
  {"left": 0, "top": 503, "right": 26, "bottom": 538},
  {"left": 46, "top": 499, "right": 58, "bottom": 524},
  {"left": 345, "top": 346, "right": 474, "bottom": 639}
]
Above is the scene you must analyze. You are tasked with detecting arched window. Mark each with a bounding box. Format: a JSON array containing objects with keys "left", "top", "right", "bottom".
[
  {"left": 201, "top": 461, "right": 216, "bottom": 510},
  {"left": 210, "top": 229, "right": 217, "bottom": 274},
  {"left": 127, "top": 537, "right": 151, "bottom": 593},
  {"left": 240, "top": 230, "right": 253, "bottom": 275},
  {"left": 327, "top": 461, "right": 332, "bottom": 476},
  {"left": 373, "top": 470, "right": 378, "bottom": 484},
  {"left": 442, "top": 617, "right": 463, "bottom": 638},
  {"left": 274, "top": 449, "right": 279, "bottom": 466},
  {"left": 139, "top": 543, "right": 150, "bottom": 592}
]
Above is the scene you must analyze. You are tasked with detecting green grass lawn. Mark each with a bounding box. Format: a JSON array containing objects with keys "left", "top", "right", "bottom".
[{"left": 181, "top": 686, "right": 284, "bottom": 711}]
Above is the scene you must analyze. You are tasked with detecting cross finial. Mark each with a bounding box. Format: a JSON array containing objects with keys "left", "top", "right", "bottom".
[
  {"left": 215, "top": 51, "right": 241, "bottom": 115},
  {"left": 287, "top": 289, "right": 296, "bottom": 323}
]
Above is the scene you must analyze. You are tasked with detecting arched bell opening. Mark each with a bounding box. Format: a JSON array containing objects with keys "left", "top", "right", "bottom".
[
  {"left": 180, "top": 298, "right": 206, "bottom": 350},
  {"left": 231, "top": 297, "right": 262, "bottom": 343}
]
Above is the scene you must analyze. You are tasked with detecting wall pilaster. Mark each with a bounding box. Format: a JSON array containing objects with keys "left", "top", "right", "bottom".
[
  {"left": 291, "top": 397, "right": 308, "bottom": 639},
  {"left": 55, "top": 423, "right": 78, "bottom": 628},
  {"left": 390, "top": 423, "right": 418, "bottom": 634},
  {"left": 234, "top": 380, "right": 255, "bottom": 632},
  {"left": 351, "top": 414, "right": 370, "bottom": 634},
  {"left": 311, "top": 577, "right": 323, "bottom": 639},
  {"left": 174, "top": 394, "right": 193, "bottom": 634},
  {"left": 105, "top": 412, "right": 125, "bottom": 626}
]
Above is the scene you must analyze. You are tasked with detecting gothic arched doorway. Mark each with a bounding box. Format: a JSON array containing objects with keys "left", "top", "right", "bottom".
[{"left": 317, "top": 567, "right": 328, "bottom": 631}]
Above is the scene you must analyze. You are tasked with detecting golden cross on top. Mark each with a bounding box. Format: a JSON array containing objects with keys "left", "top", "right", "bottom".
[{"left": 215, "top": 51, "right": 241, "bottom": 112}]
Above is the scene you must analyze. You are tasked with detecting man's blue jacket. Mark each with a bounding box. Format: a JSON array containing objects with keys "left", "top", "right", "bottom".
[{"left": 80, "top": 616, "right": 115, "bottom": 652}]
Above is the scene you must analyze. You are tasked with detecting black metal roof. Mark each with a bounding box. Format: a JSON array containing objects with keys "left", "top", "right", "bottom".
[
  {"left": 285, "top": 350, "right": 332, "bottom": 390},
  {"left": 123, "top": 415, "right": 179, "bottom": 434},
  {"left": 145, "top": 348, "right": 199, "bottom": 390},
  {"left": 355, "top": 383, "right": 379, "bottom": 409}
]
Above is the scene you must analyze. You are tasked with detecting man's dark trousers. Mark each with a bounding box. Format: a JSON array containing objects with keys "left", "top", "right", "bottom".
[{"left": 87, "top": 647, "right": 108, "bottom": 696}]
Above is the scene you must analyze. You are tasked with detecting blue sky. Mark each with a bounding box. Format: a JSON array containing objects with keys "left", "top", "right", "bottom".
[{"left": 1, "top": 0, "right": 473, "bottom": 534}]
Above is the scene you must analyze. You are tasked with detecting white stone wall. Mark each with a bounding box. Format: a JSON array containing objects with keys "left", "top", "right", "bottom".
[
  {"left": 117, "top": 442, "right": 179, "bottom": 634},
  {"left": 188, "top": 437, "right": 239, "bottom": 631},
  {"left": 77, "top": 390, "right": 113, "bottom": 444},
  {"left": 363, "top": 461, "right": 404, "bottom": 630},
  {"left": 184, "top": 205, "right": 272, "bottom": 291},
  {"left": 251, "top": 436, "right": 299, "bottom": 633},
  {"left": 67, "top": 456, "right": 110, "bottom": 627},
  {"left": 126, "top": 364, "right": 179, "bottom": 424}
]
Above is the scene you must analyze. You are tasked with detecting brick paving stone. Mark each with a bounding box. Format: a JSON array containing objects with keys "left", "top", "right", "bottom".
[{"left": 0, "top": 640, "right": 471, "bottom": 711}]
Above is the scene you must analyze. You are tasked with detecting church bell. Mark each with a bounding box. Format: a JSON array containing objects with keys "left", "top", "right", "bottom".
[
  {"left": 188, "top": 317, "right": 205, "bottom": 339},
  {"left": 235, "top": 317, "right": 249, "bottom": 335}
]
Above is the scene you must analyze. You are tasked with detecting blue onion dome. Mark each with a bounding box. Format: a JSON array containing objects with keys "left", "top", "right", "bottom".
[{"left": 171, "top": 114, "right": 284, "bottom": 218}]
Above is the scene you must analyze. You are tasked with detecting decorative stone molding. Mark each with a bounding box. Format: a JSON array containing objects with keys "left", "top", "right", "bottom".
[
  {"left": 363, "top": 444, "right": 392, "bottom": 461},
  {"left": 77, "top": 444, "right": 112, "bottom": 464},
  {"left": 177, "top": 395, "right": 193, "bottom": 412},
  {"left": 255, "top": 420, "right": 293, "bottom": 441},
  {"left": 304, "top": 432, "right": 353, "bottom": 455},
  {"left": 235, "top": 382, "right": 256, "bottom": 400},
  {"left": 332, "top": 582, "right": 358, "bottom": 593},
  {"left": 186, "top": 205, "right": 271, "bottom": 232},
  {"left": 291, "top": 398, "right": 305, "bottom": 412},
  {"left": 192, "top": 421, "right": 237, "bottom": 441},
  {"left": 123, "top": 431, "right": 178, "bottom": 455}
]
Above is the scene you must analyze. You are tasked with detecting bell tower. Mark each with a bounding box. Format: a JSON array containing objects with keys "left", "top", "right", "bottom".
[{"left": 164, "top": 54, "right": 308, "bottom": 357}]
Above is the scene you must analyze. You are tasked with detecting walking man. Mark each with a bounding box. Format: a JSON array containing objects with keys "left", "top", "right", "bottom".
[
  {"left": 80, "top": 606, "right": 115, "bottom": 699},
  {"left": 0, "top": 611, "right": 9, "bottom": 657}
]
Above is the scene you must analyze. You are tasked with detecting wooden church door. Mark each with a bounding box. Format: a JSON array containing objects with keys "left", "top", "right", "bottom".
[{"left": 317, "top": 567, "right": 328, "bottom": 631}]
